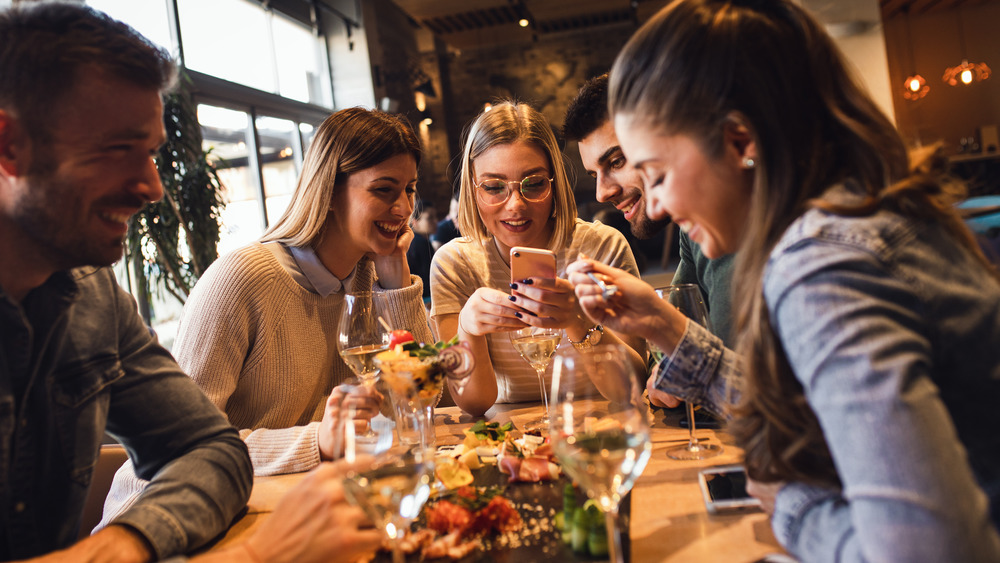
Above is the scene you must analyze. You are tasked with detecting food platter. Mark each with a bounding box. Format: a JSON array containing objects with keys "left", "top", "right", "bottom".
[{"left": 374, "top": 463, "right": 631, "bottom": 562}]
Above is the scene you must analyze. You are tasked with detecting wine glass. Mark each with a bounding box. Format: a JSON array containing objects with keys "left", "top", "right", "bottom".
[
  {"left": 338, "top": 292, "right": 390, "bottom": 440},
  {"left": 550, "top": 344, "right": 651, "bottom": 563},
  {"left": 655, "top": 284, "right": 723, "bottom": 460},
  {"left": 339, "top": 408, "right": 434, "bottom": 563},
  {"left": 377, "top": 354, "right": 440, "bottom": 448},
  {"left": 509, "top": 326, "right": 562, "bottom": 432}
]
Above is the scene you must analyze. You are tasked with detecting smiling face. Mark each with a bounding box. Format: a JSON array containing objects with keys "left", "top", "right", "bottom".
[
  {"left": 578, "top": 120, "right": 670, "bottom": 240},
  {"left": 2, "top": 69, "right": 166, "bottom": 271},
  {"left": 472, "top": 140, "right": 555, "bottom": 260},
  {"left": 326, "top": 152, "right": 418, "bottom": 266},
  {"left": 614, "top": 113, "right": 751, "bottom": 259}
]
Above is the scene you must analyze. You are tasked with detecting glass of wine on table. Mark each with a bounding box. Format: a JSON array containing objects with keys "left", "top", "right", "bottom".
[
  {"left": 509, "top": 326, "right": 562, "bottom": 432},
  {"left": 550, "top": 344, "right": 651, "bottom": 563},
  {"left": 338, "top": 291, "right": 390, "bottom": 442}
]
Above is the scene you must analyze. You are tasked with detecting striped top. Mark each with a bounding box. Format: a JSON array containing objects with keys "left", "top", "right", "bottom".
[{"left": 430, "top": 219, "right": 639, "bottom": 403}]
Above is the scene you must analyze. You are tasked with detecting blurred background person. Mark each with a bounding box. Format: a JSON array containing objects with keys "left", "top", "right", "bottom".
[
  {"left": 407, "top": 198, "right": 437, "bottom": 303},
  {"left": 432, "top": 190, "right": 462, "bottom": 251}
]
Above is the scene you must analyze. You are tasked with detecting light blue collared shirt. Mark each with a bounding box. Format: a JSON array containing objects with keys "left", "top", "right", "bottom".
[{"left": 262, "top": 241, "right": 355, "bottom": 297}]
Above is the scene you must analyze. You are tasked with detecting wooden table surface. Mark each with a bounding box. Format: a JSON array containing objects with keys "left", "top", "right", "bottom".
[{"left": 210, "top": 402, "right": 786, "bottom": 562}]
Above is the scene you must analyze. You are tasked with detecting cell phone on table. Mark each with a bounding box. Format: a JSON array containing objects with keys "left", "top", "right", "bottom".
[
  {"left": 698, "top": 464, "right": 762, "bottom": 514},
  {"left": 510, "top": 246, "right": 556, "bottom": 284},
  {"left": 679, "top": 407, "right": 722, "bottom": 429}
]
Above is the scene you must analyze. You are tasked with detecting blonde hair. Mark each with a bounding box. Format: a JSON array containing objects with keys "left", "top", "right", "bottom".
[
  {"left": 261, "top": 107, "right": 421, "bottom": 247},
  {"left": 456, "top": 100, "right": 576, "bottom": 250}
]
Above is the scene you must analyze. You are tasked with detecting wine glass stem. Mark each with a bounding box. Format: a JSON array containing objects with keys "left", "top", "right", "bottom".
[
  {"left": 605, "top": 505, "right": 624, "bottom": 563},
  {"left": 535, "top": 367, "right": 549, "bottom": 418},
  {"left": 391, "top": 540, "right": 404, "bottom": 563},
  {"left": 686, "top": 401, "right": 700, "bottom": 448}
]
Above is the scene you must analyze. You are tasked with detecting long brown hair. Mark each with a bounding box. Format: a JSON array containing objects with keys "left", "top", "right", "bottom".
[{"left": 610, "top": 0, "right": 997, "bottom": 487}]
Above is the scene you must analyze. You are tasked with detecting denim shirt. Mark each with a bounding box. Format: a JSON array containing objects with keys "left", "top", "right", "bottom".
[
  {"left": 762, "top": 204, "right": 1000, "bottom": 562},
  {"left": 0, "top": 268, "right": 251, "bottom": 560}
]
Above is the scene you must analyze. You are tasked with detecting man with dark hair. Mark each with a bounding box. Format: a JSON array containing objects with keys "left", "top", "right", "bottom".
[
  {"left": 564, "top": 74, "right": 737, "bottom": 409},
  {"left": 0, "top": 3, "right": 252, "bottom": 560}
]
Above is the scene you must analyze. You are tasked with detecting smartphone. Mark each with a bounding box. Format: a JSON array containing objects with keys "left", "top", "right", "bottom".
[
  {"left": 510, "top": 246, "right": 556, "bottom": 284},
  {"left": 698, "top": 464, "right": 762, "bottom": 514},
  {"left": 679, "top": 407, "right": 723, "bottom": 429}
]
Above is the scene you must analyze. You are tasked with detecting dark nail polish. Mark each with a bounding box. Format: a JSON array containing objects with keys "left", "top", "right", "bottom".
[
  {"left": 514, "top": 311, "right": 523, "bottom": 318},
  {"left": 523, "top": 278, "right": 534, "bottom": 285},
  {"left": 510, "top": 283, "right": 518, "bottom": 290},
  {"left": 508, "top": 295, "right": 516, "bottom": 301}
]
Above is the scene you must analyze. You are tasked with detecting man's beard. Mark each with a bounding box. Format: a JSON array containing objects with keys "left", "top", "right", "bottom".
[{"left": 631, "top": 214, "right": 672, "bottom": 240}]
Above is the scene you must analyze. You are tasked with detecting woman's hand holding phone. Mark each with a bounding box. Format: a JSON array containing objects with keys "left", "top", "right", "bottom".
[{"left": 457, "top": 287, "right": 527, "bottom": 337}]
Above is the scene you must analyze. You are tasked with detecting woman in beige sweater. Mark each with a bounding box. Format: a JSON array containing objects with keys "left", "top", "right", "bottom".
[{"left": 99, "top": 108, "right": 434, "bottom": 527}]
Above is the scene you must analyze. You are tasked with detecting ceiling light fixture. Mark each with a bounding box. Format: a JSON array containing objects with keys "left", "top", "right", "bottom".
[
  {"left": 943, "top": 7, "right": 991, "bottom": 87},
  {"left": 900, "top": 8, "right": 928, "bottom": 101}
]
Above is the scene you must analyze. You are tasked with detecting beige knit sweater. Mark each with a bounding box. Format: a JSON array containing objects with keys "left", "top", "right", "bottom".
[{"left": 98, "top": 243, "right": 432, "bottom": 528}]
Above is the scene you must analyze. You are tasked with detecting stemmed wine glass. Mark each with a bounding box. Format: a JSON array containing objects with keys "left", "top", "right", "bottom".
[
  {"left": 510, "top": 326, "right": 562, "bottom": 432},
  {"left": 654, "top": 284, "right": 723, "bottom": 460},
  {"left": 550, "top": 344, "right": 651, "bottom": 563},
  {"left": 338, "top": 291, "right": 390, "bottom": 440},
  {"left": 338, "top": 407, "right": 434, "bottom": 563}
]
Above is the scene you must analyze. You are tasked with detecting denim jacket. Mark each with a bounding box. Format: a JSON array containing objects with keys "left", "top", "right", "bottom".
[
  {"left": 765, "top": 202, "right": 1000, "bottom": 561},
  {"left": 0, "top": 268, "right": 252, "bottom": 560},
  {"left": 654, "top": 196, "right": 1000, "bottom": 561}
]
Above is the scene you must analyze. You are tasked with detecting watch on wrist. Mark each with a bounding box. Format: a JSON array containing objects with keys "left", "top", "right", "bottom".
[{"left": 570, "top": 325, "right": 604, "bottom": 350}]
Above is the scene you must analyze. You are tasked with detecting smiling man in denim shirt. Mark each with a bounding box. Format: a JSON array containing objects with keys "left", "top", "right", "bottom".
[{"left": 0, "top": 3, "right": 251, "bottom": 561}]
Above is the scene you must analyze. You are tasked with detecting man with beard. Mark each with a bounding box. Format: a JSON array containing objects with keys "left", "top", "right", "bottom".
[
  {"left": 564, "top": 74, "right": 738, "bottom": 410},
  {"left": 0, "top": 4, "right": 257, "bottom": 561}
]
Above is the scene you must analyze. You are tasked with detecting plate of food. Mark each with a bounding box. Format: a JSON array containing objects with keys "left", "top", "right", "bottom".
[{"left": 366, "top": 422, "right": 631, "bottom": 562}]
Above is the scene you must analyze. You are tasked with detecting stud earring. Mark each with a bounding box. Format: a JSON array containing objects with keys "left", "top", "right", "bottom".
[{"left": 742, "top": 157, "right": 756, "bottom": 169}]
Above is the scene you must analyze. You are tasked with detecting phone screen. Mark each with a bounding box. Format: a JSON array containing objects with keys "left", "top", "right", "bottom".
[{"left": 703, "top": 468, "right": 751, "bottom": 501}]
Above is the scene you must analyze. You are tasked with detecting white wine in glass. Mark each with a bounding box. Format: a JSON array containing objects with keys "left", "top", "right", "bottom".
[
  {"left": 338, "top": 292, "right": 390, "bottom": 387},
  {"left": 340, "top": 411, "right": 433, "bottom": 563},
  {"left": 655, "top": 284, "right": 723, "bottom": 460},
  {"left": 550, "top": 344, "right": 651, "bottom": 563},
  {"left": 338, "top": 292, "right": 390, "bottom": 440},
  {"left": 510, "top": 326, "right": 562, "bottom": 432}
]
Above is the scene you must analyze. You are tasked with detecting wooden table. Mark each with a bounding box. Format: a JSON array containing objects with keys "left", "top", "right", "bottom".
[{"left": 210, "top": 403, "right": 786, "bottom": 562}]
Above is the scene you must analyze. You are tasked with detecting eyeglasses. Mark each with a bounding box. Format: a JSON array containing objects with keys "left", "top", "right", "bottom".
[{"left": 474, "top": 175, "right": 553, "bottom": 206}]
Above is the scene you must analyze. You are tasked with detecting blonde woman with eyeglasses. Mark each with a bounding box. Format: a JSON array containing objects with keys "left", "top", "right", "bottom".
[{"left": 430, "top": 100, "right": 646, "bottom": 416}]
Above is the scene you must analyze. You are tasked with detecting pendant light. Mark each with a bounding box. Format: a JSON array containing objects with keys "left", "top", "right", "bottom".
[
  {"left": 942, "top": 6, "right": 991, "bottom": 87},
  {"left": 901, "top": 8, "right": 928, "bottom": 101}
]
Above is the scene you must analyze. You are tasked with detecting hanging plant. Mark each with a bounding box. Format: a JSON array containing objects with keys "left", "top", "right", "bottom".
[{"left": 126, "top": 72, "right": 225, "bottom": 303}]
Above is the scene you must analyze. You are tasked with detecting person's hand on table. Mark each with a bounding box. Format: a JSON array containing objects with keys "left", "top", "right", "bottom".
[
  {"left": 318, "top": 384, "right": 381, "bottom": 461},
  {"left": 746, "top": 478, "right": 785, "bottom": 516},
  {"left": 457, "top": 287, "right": 526, "bottom": 337},
  {"left": 236, "top": 460, "right": 382, "bottom": 563}
]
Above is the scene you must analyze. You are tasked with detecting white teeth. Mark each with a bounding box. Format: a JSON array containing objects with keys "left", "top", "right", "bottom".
[
  {"left": 375, "top": 221, "right": 403, "bottom": 232},
  {"left": 621, "top": 202, "right": 634, "bottom": 214},
  {"left": 677, "top": 221, "right": 692, "bottom": 234},
  {"left": 505, "top": 220, "right": 528, "bottom": 226}
]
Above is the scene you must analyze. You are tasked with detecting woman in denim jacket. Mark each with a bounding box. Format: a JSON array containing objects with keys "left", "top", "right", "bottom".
[{"left": 568, "top": 1, "right": 1000, "bottom": 561}]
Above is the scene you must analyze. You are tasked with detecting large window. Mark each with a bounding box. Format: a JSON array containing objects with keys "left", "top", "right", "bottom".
[
  {"left": 88, "top": 0, "right": 336, "bottom": 348},
  {"left": 178, "top": 0, "right": 332, "bottom": 107}
]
